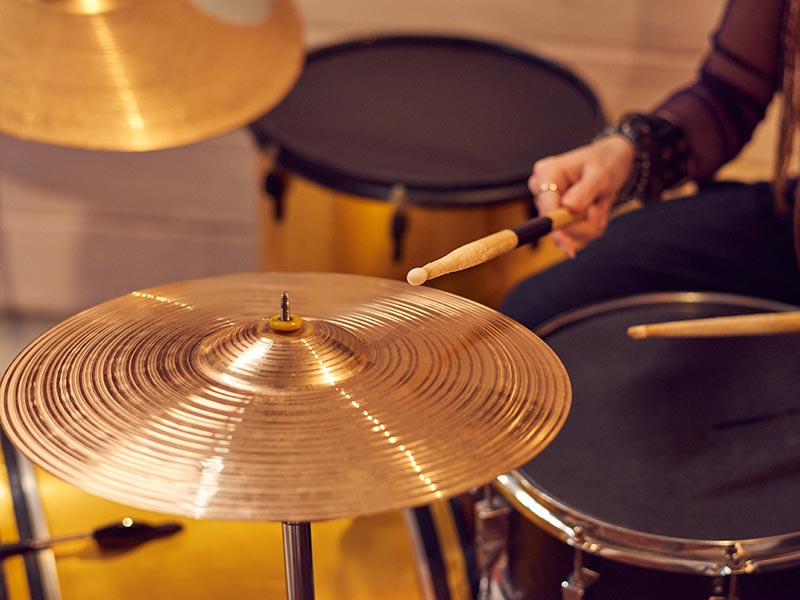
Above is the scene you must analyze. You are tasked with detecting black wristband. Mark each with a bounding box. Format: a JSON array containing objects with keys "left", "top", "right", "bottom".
[{"left": 596, "top": 113, "right": 690, "bottom": 205}]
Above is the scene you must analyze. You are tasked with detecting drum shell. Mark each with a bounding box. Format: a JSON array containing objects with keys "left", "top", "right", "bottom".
[
  {"left": 491, "top": 293, "right": 800, "bottom": 599},
  {"left": 257, "top": 170, "right": 563, "bottom": 308},
  {"left": 503, "top": 512, "right": 800, "bottom": 600}
]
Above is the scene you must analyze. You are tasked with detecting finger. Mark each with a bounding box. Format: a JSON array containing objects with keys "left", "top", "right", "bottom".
[
  {"left": 550, "top": 231, "right": 577, "bottom": 259},
  {"left": 559, "top": 168, "right": 609, "bottom": 213},
  {"left": 529, "top": 160, "right": 570, "bottom": 205},
  {"left": 529, "top": 178, "right": 566, "bottom": 216},
  {"left": 560, "top": 195, "right": 614, "bottom": 243},
  {"left": 528, "top": 171, "right": 565, "bottom": 195},
  {"left": 536, "top": 185, "right": 563, "bottom": 214},
  {"left": 586, "top": 195, "right": 613, "bottom": 230}
]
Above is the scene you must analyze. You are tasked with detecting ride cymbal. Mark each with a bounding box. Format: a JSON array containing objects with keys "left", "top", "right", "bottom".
[
  {"left": 0, "top": 273, "right": 570, "bottom": 522},
  {"left": 0, "top": 0, "right": 303, "bottom": 151}
]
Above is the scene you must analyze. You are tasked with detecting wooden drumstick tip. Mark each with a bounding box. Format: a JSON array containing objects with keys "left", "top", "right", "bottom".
[
  {"left": 406, "top": 267, "right": 429, "bottom": 286},
  {"left": 627, "top": 325, "right": 647, "bottom": 339}
]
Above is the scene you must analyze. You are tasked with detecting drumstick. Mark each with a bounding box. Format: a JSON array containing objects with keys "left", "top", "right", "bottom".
[
  {"left": 627, "top": 311, "right": 800, "bottom": 339},
  {"left": 406, "top": 208, "right": 582, "bottom": 286}
]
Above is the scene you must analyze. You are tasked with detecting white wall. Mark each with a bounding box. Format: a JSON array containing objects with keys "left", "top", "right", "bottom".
[
  {"left": 0, "top": 130, "right": 259, "bottom": 314},
  {"left": 4, "top": 0, "right": 776, "bottom": 316}
]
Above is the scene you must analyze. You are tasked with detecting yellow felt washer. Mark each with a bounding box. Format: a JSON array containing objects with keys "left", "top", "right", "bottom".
[{"left": 268, "top": 313, "right": 303, "bottom": 332}]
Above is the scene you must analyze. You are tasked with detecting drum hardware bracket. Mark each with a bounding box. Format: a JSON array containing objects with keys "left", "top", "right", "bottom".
[
  {"left": 389, "top": 184, "right": 408, "bottom": 263},
  {"left": 707, "top": 574, "right": 740, "bottom": 600},
  {"left": 707, "top": 545, "right": 742, "bottom": 600},
  {"left": 262, "top": 144, "right": 288, "bottom": 221},
  {"left": 474, "top": 493, "right": 521, "bottom": 600},
  {"left": 560, "top": 567, "right": 600, "bottom": 600},
  {"left": 561, "top": 527, "right": 599, "bottom": 600},
  {"left": 264, "top": 169, "right": 288, "bottom": 221}
]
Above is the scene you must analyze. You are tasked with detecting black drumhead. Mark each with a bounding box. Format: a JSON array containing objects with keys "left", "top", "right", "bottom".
[
  {"left": 519, "top": 294, "right": 800, "bottom": 542},
  {"left": 250, "top": 36, "right": 605, "bottom": 204}
]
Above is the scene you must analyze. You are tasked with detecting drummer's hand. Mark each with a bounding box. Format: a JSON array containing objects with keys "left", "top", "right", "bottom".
[{"left": 529, "top": 135, "right": 634, "bottom": 258}]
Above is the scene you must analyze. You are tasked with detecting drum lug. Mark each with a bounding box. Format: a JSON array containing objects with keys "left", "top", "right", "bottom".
[
  {"left": 708, "top": 547, "right": 741, "bottom": 600},
  {"left": 561, "top": 530, "right": 599, "bottom": 600},
  {"left": 707, "top": 574, "right": 740, "bottom": 600},
  {"left": 560, "top": 565, "right": 599, "bottom": 600},
  {"left": 389, "top": 184, "right": 408, "bottom": 262},
  {"left": 264, "top": 170, "right": 287, "bottom": 221},
  {"left": 258, "top": 143, "right": 287, "bottom": 221}
]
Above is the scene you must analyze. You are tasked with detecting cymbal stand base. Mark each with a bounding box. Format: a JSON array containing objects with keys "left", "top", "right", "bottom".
[{"left": 282, "top": 521, "right": 315, "bottom": 600}]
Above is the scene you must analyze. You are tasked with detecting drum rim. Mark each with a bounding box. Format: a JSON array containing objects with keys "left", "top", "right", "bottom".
[
  {"left": 249, "top": 33, "right": 606, "bottom": 206},
  {"left": 534, "top": 290, "right": 800, "bottom": 337},
  {"left": 498, "top": 291, "right": 800, "bottom": 577}
]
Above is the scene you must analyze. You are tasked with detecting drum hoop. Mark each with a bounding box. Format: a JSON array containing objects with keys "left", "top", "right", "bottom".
[
  {"left": 269, "top": 149, "right": 533, "bottom": 206},
  {"left": 252, "top": 34, "right": 606, "bottom": 206},
  {"left": 534, "top": 290, "right": 800, "bottom": 337},
  {"left": 497, "top": 291, "right": 800, "bottom": 577}
]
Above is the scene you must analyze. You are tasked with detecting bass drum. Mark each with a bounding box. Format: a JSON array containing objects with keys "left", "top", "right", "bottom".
[
  {"left": 490, "top": 293, "right": 800, "bottom": 599},
  {"left": 249, "top": 35, "right": 605, "bottom": 308},
  {"left": 0, "top": 318, "right": 471, "bottom": 600}
]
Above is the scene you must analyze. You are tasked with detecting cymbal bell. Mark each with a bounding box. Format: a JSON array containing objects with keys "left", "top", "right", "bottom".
[
  {"left": 0, "top": 273, "right": 570, "bottom": 522},
  {"left": 0, "top": 0, "right": 303, "bottom": 151}
]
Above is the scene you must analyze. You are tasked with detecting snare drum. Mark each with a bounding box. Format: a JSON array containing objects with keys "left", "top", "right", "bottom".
[
  {"left": 488, "top": 293, "right": 800, "bottom": 599},
  {"left": 249, "top": 36, "right": 605, "bottom": 307}
]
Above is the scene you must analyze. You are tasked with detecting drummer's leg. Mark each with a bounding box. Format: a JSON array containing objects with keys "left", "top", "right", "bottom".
[{"left": 500, "top": 181, "right": 800, "bottom": 329}]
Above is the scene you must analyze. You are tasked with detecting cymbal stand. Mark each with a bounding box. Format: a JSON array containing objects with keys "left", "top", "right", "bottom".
[{"left": 282, "top": 522, "right": 315, "bottom": 600}]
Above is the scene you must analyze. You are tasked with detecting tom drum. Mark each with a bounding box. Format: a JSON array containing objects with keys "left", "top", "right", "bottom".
[{"left": 249, "top": 35, "right": 605, "bottom": 307}]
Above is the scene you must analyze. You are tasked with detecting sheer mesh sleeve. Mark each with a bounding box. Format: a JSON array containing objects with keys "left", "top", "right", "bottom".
[{"left": 654, "top": 0, "right": 786, "bottom": 181}]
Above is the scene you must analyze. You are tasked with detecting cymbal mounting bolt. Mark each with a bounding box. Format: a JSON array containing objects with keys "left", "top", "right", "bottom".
[
  {"left": 268, "top": 292, "right": 303, "bottom": 332},
  {"left": 281, "top": 292, "right": 290, "bottom": 321}
]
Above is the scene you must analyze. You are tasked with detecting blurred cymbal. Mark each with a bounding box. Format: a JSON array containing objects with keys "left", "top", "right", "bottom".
[
  {"left": 0, "top": 273, "right": 570, "bottom": 522},
  {"left": 0, "top": 0, "right": 303, "bottom": 151}
]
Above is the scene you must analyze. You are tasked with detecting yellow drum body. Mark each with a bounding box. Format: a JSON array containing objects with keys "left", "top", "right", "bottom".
[
  {"left": 251, "top": 36, "right": 604, "bottom": 308},
  {"left": 0, "top": 446, "right": 472, "bottom": 600}
]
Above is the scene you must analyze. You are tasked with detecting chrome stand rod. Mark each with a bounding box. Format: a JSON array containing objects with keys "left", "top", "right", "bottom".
[{"left": 281, "top": 521, "right": 315, "bottom": 600}]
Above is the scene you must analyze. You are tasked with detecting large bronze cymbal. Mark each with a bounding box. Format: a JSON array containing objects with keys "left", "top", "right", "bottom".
[
  {"left": 0, "top": 273, "right": 570, "bottom": 522},
  {"left": 0, "top": 0, "right": 303, "bottom": 151}
]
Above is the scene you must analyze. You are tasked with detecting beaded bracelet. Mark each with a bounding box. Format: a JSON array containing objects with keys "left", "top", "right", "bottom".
[{"left": 595, "top": 113, "right": 690, "bottom": 205}]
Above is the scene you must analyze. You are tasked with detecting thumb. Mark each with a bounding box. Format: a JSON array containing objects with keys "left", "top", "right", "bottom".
[{"left": 559, "top": 171, "right": 606, "bottom": 214}]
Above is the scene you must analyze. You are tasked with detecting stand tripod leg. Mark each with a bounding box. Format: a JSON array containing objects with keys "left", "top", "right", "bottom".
[{"left": 282, "top": 521, "right": 315, "bottom": 600}]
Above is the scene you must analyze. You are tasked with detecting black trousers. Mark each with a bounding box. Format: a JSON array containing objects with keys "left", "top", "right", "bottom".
[{"left": 501, "top": 180, "right": 800, "bottom": 329}]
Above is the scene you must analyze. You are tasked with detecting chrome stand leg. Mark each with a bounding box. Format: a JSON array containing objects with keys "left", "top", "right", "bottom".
[{"left": 282, "top": 521, "right": 315, "bottom": 600}]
